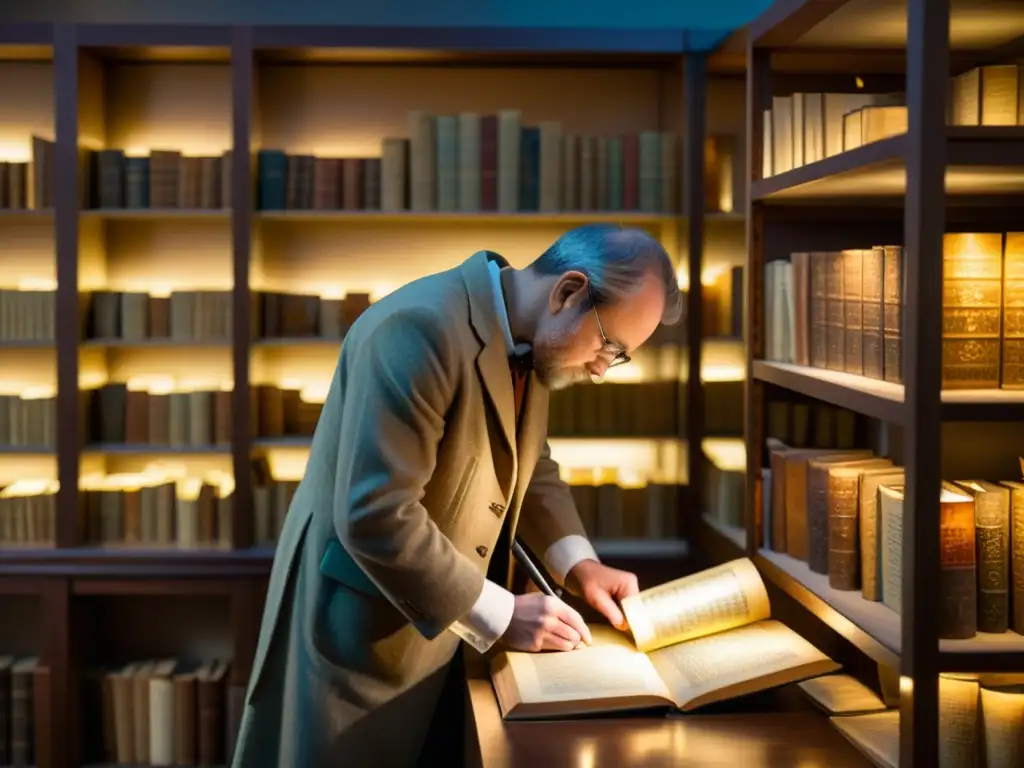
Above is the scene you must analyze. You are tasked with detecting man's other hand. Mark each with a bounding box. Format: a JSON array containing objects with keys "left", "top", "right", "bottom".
[
  {"left": 566, "top": 560, "right": 640, "bottom": 631},
  {"left": 502, "top": 593, "right": 593, "bottom": 652}
]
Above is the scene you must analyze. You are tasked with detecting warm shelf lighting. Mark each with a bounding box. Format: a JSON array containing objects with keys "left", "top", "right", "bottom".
[
  {"left": 676, "top": 265, "right": 735, "bottom": 291},
  {"left": 0, "top": 478, "right": 57, "bottom": 498},
  {"left": 704, "top": 438, "right": 745, "bottom": 472},
  {"left": 0, "top": 141, "right": 32, "bottom": 163},
  {"left": 16, "top": 277, "right": 57, "bottom": 291}
]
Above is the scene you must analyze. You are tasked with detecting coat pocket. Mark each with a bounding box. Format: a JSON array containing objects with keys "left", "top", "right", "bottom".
[{"left": 446, "top": 456, "right": 479, "bottom": 528}]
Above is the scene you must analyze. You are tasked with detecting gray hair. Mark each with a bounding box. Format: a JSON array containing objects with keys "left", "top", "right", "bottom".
[{"left": 529, "top": 223, "right": 683, "bottom": 325}]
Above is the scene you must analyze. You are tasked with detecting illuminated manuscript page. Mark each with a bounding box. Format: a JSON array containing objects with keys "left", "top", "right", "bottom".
[
  {"left": 648, "top": 620, "right": 838, "bottom": 710},
  {"left": 620, "top": 557, "right": 770, "bottom": 653}
]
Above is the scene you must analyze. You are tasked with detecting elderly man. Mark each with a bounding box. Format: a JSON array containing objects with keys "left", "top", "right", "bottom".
[{"left": 233, "top": 223, "right": 683, "bottom": 766}]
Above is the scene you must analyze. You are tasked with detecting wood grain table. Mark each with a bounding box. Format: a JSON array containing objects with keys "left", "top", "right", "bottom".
[{"left": 463, "top": 653, "right": 875, "bottom": 768}]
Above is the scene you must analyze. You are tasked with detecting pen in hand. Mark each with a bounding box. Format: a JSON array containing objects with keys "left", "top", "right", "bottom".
[{"left": 512, "top": 539, "right": 590, "bottom": 649}]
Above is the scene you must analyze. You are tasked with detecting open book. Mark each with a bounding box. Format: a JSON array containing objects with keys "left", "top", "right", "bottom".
[{"left": 490, "top": 557, "right": 840, "bottom": 719}]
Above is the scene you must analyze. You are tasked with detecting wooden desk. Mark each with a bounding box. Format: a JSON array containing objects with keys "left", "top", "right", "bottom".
[{"left": 463, "top": 653, "right": 874, "bottom": 768}]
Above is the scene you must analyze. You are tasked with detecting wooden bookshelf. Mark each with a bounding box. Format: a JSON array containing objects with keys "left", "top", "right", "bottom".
[
  {"left": 725, "top": 1, "right": 1024, "bottom": 766},
  {"left": 0, "top": 22, "right": 751, "bottom": 768}
]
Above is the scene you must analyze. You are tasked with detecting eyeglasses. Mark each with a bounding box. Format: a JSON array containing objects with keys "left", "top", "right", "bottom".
[{"left": 588, "top": 286, "right": 631, "bottom": 368}]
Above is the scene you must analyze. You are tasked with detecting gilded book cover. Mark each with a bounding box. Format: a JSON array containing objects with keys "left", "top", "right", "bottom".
[
  {"left": 842, "top": 249, "right": 864, "bottom": 376},
  {"left": 882, "top": 246, "right": 903, "bottom": 384},
  {"left": 957, "top": 480, "right": 1010, "bottom": 634},
  {"left": 825, "top": 251, "right": 845, "bottom": 372},
  {"left": 1002, "top": 233, "right": 1024, "bottom": 389},
  {"left": 942, "top": 232, "right": 1002, "bottom": 390},
  {"left": 861, "top": 247, "right": 885, "bottom": 381},
  {"left": 809, "top": 252, "right": 829, "bottom": 369}
]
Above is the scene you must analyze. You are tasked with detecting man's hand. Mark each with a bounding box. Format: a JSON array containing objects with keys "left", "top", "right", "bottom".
[
  {"left": 502, "top": 593, "right": 593, "bottom": 652},
  {"left": 566, "top": 559, "right": 640, "bottom": 631}
]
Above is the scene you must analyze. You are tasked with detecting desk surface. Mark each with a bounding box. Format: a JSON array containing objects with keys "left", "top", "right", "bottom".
[{"left": 464, "top": 654, "right": 874, "bottom": 768}]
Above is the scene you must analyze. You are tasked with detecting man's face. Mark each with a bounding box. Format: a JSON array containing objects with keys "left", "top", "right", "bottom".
[{"left": 532, "top": 269, "right": 666, "bottom": 391}]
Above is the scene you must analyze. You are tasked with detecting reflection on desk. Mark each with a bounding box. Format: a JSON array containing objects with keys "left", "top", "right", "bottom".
[{"left": 465, "top": 652, "right": 874, "bottom": 768}]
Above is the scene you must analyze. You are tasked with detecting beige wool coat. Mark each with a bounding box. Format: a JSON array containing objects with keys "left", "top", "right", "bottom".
[{"left": 231, "top": 250, "right": 589, "bottom": 766}]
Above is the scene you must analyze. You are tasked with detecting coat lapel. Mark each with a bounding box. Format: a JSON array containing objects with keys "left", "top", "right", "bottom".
[{"left": 461, "top": 251, "right": 518, "bottom": 496}]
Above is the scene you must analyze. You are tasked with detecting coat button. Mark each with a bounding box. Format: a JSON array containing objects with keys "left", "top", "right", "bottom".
[
  {"left": 488, "top": 502, "right": 505, "bottom": 515},
  {"left": 475, "top": 545, "right": 488, "bottom": 558}
]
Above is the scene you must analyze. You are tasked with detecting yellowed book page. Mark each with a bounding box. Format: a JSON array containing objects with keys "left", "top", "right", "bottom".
[
  {"left": 647, "top": 620, "right": 839, "bottom": 711},
  {"left": 491, "top": 627, "right": 671, "bottom": 718},
  {"left": 980, "top": 686, "right": 1024, "bottom": 768},
  {"left": 831, "top": 711, "right": 899, "bottom": 768},
  {"left": 798, "top": 673, "right": 888, "bottom": 715},
  {"left": 620, "top": 557, "right": 770, "bottom": 653}
]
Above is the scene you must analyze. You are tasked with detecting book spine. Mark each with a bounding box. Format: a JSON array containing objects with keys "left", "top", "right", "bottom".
[
  {"left": 827, "top": 474, "right": 860, "bottom": 590},
  {"left": 939, "top": 499, "right": 978, "bottom": 639}
]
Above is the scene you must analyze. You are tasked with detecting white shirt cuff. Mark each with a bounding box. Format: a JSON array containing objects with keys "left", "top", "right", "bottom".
[
  {"left": 543, "top": 535, "right": 600, "bottom": 585},
  {"left": 449, "top": 578, "right": 515, "bottom": 653}
]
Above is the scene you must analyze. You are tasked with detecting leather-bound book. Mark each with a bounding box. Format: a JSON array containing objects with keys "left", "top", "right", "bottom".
[
  {"left": 957, "top": 480, "right": 1010, "bottom": 633},
  {"left": 1003, "top": 233, "right": 1024, "bottom": 388},
  {"left": 1000, "top": 479, "right": 1024, "bottom": 633},
  {"left": 785, "top": 449, "right": 871, "bottom": 562},
  {"left": 124, "top": 389, "right": 150, "bottom": 444},
  {"left": 172, "top": 668, "right": 197, "bottom": 765},
  {"left": 594, "top": 469, "right": 623, "bottom": 538},
  {"left": 942, "top": 232, "right": 1002, "bottom": 389},
  {"left": 842, "top": 249, "right": 864, "bottom": 375},
  {"left": 806, "top": 455, "right": 887, "bottom": 573},
  {"left": 256, "top": 385, "right": 284, "bottom": 438},
  {"left": 825, "top": 250, "right": 845, "bottom": 371},
  {"left": 568, "top": 469, "right": 597, "bottom": 536},
  {"left": 312, "top": 157, "right": 340, "bottom": 210},
  {"left": 939, "top": 482, "right": 979, "bottom": 639},
  {"left": 861, "top": 246, "right": 885, "bottom": 380},
  {"left": 197, "top": 660, "right": 229, "bottom": 765},
  {"left": 343, "top": 292, "right": 372, "bottom": 330},
  {"left": 882, "top": 246, "right": 903, "bottom": 384},
  {"left": 214, "top": 389, "right": 233, "bottom": 445},
  {"left": 279, "top": 293, "right": 319, "bottom": 337}
]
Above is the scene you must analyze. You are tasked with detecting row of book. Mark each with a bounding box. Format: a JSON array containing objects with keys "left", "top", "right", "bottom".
[
  {"left": 765, "top": 233, "right": 1024, "bottom": 390},
  {"left": 0, "top": 393, "right": 54, "bottom": 449},
  {"left": 764, "top": 444, "right": 1024, "bottom": 638},
  {"left": 88, "top": 385, "right": 233, "bottom": 448},
  {"left": 2, "top": 376, "right": 742, "bottom": 454},
  {"left": 0, "top": 136, "right": 53, "bottom": 211},
  {"left": 250, "top": 473, "right": 686, "bottom": 548},
  {"left": 764, "top": 65, "right": 1024, "bottom": 179},
  {"left": 0, "top": 288, "right": 55, "bottom": 343},
  {"left": 91, "top": 658, "right": 237, "bottom": 766},
  {"left": 3, "top": 274, "right": 743, "bottom": 344},
  {"left": 254, "top": 289, "right": 370, "bottom": 339},
  {"left": 84, "top": 148, "right": 233, "bottom": 210},
  {"left": 0, "top": 479, "right": 55, "bottom": 546},
  {"left": 547, "top": 380, "right": 743, "bottom": 438},
  {"left": 0, "top": 656, "right": 46, "bottom": 767},
  {"left": 705, "top": 398, "right": 858, "bottom": 533},
  {"left": 89, "top": 289, "right": 234, "bottom": 343},
  {"left": 80, "top": 473, "right": 234, "bottom": 550},
  {"left": 258, "top": 112, "right": 690, "bottom": 214},
  {"left": 829, "top": 674, "right": 1024, "bottom": 768},
  {"left": 764, "top": 91, "right": 906, "bottom": 178}
]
